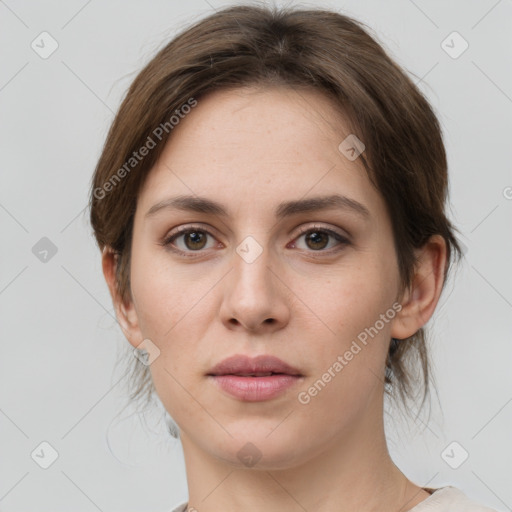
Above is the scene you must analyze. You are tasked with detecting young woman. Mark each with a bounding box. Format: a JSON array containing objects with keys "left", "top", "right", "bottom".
[{"left": 89, "top": 5, "right": 498, "bottom": 511}]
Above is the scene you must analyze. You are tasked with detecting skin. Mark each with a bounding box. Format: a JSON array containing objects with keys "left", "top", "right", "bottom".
[{"left": 103, "top": 86, "right": 447, "bottom": 512}]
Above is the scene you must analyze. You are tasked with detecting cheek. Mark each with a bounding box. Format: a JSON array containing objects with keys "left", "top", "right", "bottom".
[
  {"left": 293, "top": 260, "right": 396, "bottom": 393},
  {"left": 129, "top": 258, "right": 213, "bottom": 419},
  {"left": 296, "top": 258, "right": 396, "bottom": 340},
  {"left": 129, "top": 246, "right": 224, "bottom": 383},
  {"left": 130, "top": 241, "right": 209, "bottom": 336}
]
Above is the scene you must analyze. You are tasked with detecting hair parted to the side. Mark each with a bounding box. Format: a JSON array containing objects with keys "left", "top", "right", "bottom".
[{"left": 89, "top": 4, "right": 463, "bottom": 425}]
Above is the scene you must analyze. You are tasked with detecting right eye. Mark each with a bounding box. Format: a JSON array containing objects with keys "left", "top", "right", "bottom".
[{"left": 162, "top": 226, "right": 219, "bottom": 254}]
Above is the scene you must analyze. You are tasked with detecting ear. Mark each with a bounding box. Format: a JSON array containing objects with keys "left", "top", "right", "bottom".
[
  {"left": 391, "top": 235, "right": 448, "bottom": 340},
  {"left": 102, "top": 247, "right": 143, "bottom": 348}
]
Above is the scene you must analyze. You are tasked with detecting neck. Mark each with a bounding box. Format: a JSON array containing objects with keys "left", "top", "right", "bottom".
[{"left": 179, "top": 398, "right": 429, "bottom": 512}]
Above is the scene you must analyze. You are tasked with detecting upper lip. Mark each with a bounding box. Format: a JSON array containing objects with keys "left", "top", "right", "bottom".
[{"left": 207, "top": 354, "right": 302, "bottom": 377}]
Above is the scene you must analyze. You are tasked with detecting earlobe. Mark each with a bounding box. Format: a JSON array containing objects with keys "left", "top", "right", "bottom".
[
  {"left": 101, "top": 247, "right": 142, "bottom": 347},
  {"left": 391, "top": 235, "right": 447, "bottom": 340}
]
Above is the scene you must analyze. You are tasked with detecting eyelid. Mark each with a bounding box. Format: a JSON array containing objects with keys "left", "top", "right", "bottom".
[{"left": 293, "top": 223, "right": 349, "bottom": 238}]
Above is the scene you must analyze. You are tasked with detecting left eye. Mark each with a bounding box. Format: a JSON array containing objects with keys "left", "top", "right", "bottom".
[{"left": 293, "top": 229, "right": 347, "bottom": 251}]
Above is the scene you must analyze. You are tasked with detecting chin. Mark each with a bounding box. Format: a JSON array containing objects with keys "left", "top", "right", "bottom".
[{"left": 207, "top": 424, "right": 310, "bottom": 470}]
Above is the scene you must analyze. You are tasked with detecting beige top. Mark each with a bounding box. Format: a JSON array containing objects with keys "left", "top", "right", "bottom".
[
  {"left": 408, "top": 486, "right": 498, "bottom": 511},
  {"left": 170, "top": 486, "right": 499, "bottom": 512}
]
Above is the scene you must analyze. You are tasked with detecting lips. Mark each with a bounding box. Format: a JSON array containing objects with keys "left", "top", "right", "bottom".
[
  {"left": 207, "top": 354, "right": 302, "bottom": 377},
  {"left": 207, "top": 354, "right": 303, "bottom": 402}
]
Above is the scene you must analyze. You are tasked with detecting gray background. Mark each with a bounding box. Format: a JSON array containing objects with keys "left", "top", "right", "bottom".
[{"left": 1, "top": 0, "right": 511, "bottom": 510}]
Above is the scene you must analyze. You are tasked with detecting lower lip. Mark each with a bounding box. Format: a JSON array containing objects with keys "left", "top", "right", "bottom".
[{"left": 209, "top": 374, "right": 302, "bottom": 401}]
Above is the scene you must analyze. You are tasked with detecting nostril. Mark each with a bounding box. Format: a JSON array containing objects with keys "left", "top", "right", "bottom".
[{"left": 264, "top": 318, "right": 275, "bottom": 324}]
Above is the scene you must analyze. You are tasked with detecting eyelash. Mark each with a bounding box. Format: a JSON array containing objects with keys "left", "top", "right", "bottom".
[{"left": 161, "top": 224, "right": 350, "bottom": 258}]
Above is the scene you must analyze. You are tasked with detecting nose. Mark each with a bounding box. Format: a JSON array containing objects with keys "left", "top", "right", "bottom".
[{"left": 219, "top": 246, "right": 291, "bottom": 333}]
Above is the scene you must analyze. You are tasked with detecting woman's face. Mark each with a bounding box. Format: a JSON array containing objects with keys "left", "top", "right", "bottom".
[{"left": 125, "top": 86, "right": 405, "bottom": 468}]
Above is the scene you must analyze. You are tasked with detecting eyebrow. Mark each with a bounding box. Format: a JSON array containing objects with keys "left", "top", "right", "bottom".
[{"left": 145, "top": 194, "right": 371, "bottom": 220}]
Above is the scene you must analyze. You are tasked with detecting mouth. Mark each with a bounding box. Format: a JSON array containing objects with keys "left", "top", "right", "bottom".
[
  {"left": 207, "top": 373, "right": 303, "bottom": 402},
  {"left": 207, "top": 354, "right": 303, "bottom": 377},
  {"left": 208, "top": 371, "right": 298, "bottom": 377},
  {"left": 206, "top": 354, "right": 304, "bottom": 402}
]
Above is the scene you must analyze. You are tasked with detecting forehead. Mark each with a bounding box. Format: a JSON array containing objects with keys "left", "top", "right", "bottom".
[{"left": 136, "top": 86, "right": 385, "bottom": 222}]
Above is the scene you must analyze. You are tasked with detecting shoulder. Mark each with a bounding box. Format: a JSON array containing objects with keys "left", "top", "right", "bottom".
[{"left": 409, "top": 486, "right": 499, "bottom": 512}]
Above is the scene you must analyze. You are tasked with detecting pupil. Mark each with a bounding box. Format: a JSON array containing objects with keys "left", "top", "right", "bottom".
[
  {"left": 307, "top": 231, "right": 328, "bottom": 250},
  {"left": 186, "top": 231, "right": 206, "bottom": 250}
]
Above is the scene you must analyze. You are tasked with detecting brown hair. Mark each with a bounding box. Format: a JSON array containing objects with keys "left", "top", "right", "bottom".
[{"left": 89, "top": 4, "right": 462, "bottom": 419}]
